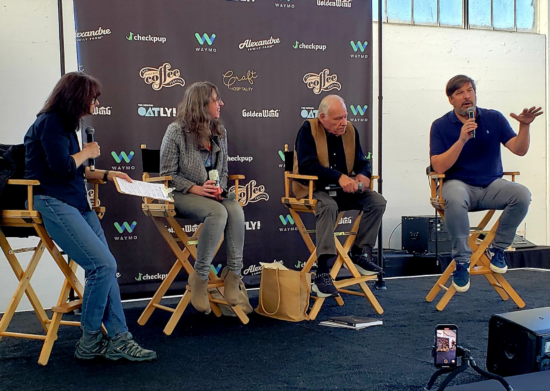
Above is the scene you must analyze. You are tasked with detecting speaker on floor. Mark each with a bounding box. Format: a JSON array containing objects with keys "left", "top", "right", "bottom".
[{"left": 487, "top": 307, "right": 550, "bottom": 377}]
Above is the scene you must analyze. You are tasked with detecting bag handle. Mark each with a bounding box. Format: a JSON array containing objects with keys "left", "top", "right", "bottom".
[{"left": 259, "top": 268, "right": 281, "bottom": 316}]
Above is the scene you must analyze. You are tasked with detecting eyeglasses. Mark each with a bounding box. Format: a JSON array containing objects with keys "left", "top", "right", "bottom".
[
  {"left": 92, "top": 97, "right": 100, "bottom": 105},
  {"left": 210, "top": 96, "right": 223, "bottom": 104}
]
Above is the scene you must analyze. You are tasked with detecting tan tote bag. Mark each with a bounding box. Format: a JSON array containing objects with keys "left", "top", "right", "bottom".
[{"left": 255, "top": 262, "right": 311, "bottom": 322}]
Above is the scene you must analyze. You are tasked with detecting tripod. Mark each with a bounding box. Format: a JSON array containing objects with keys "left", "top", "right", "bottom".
[{"left": 425, "top": 346, "right": 513, "bottom": 391}]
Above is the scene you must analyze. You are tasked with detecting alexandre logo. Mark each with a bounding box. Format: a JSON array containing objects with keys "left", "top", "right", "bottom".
[
  {"left": 279, "top": 214, "right": 294, "bottom": 225},
  {"left": 222, "top": 70, "right": 257, "bottom": 92},
  {"left": 195, "top": 33, "right": 216, "bottom": 46},
  {"left": 114, "top": 221, "right": 137, "bottom": 234},
  {"left": 76, "top": 26, "right": 111, "bottom": 42},
  {"left": 139, "top": 63, "right": 185, "bottom": 91},
  {"left": 303, "top": 69, "right": 341, "bottom": 95},
  {"left": 111, "top": 151, "right": 134, "bottom": 164},
  {"left": 350, "top": 105, "right": 367, "bottom": 116},
  {"left": 350, "top": 41, "right": 368, "bottom": 52},
  {"left": 239, "top": 36, "right": 280, "bottom": 51}
]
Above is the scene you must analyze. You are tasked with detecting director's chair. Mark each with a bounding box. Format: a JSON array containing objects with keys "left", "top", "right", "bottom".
[
  {"left": 137, "top": 145, "right": 250, "bottom": 335},
  {"left": 0, "top": 143, "right": 106, "bottom": 365},
  {"left": 425, "top": 169, "right": 526, "bottom": 311},
  {"left": 281, "top": 144, "right": 384, "bottom": 320}
]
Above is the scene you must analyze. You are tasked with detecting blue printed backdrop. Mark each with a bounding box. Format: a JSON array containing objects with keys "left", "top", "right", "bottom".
[{"left": 73, "top": 0, "right": 372, "bottom": 299}]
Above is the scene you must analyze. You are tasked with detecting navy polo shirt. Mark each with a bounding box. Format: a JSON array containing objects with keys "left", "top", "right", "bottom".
[
  {"left": 430, "top": 107, "right": 516, "bottom": 187},
  {"left": 24, "top": 111, "right": 90, "bottom": 211}
]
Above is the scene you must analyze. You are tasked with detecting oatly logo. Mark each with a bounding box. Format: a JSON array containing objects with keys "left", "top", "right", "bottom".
[
  {"left": 239, "top": 36, "right": 281, "bottom": 51},
  {"left": 76, "top": 26, "right": 111, "bottom": 42},
  {"left": 139, "top": 63, "right": 185, "bottom": 91},
  {"left": 242, "top": 109, "right": 280, "bottom": 118},
  {"left": 137, "top": 104, "right": 176, "bottom": 117},
  {"left": 303, "top": 69, "right": 341, "bottom": 95}
]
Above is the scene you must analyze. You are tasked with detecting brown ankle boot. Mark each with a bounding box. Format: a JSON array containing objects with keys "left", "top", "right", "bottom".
[
  {"left": 222, "top": 267, "right": 241, "bottom": 306},
  {"left": 188, "top": 271, "right": 210, "bottom": 314}
]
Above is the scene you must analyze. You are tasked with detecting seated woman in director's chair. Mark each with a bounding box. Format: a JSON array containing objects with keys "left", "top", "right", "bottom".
[
  {"left": 16, "top": 72, "right": 155, "bottom": 362},
  {"left": 138, "top": 82, "right": 252, "bottom": 335},
  {"left": 283, "top": 94, "right": 386, "bottom": 319}
]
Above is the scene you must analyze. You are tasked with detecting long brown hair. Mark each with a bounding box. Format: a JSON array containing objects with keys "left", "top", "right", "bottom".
[
  {"left": 174, "top": 81, "right": 223, "bottom": 148},
  {"left": 38, "top": 72, "right": 101, "bottom": 127}
]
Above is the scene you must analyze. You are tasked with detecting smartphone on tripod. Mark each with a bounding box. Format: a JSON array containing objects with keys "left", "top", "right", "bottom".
[{"left": 434, "top": 324, "right": 458, "bottom": 368}]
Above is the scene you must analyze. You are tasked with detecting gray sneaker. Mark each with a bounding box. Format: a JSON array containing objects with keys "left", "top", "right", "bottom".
[
  {"left": 75, "top": 332, "right": 108, "bottom": 360},
  {"left": 105, "top": 332, "right": 157, "bottom": 362}
]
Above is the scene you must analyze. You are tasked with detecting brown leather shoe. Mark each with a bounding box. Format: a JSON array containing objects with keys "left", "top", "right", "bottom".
[{"left": 188, "top": 271, "right": 211, "bottom": 314}]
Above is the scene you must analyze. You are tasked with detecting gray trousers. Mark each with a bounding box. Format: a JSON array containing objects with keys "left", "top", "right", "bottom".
[
  {"left": 313, "top": 189, "right": 387, "bottom": 257},
  {"left": 173, "top": 193, "right": 245, "bottom": 280},
  {"left": 442, "top": 178, "right": 531, "bottom": 264}
]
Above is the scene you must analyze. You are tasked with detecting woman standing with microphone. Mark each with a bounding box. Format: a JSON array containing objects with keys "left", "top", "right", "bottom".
[
  {"left": 24, "top": 72, "right": 156, "bottom": 362},
  {"left": 160, "top": 81, "right": 250, "bottom": 314}
]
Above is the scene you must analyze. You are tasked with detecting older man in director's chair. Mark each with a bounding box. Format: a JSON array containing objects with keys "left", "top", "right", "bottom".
[{"left": 289, "top": 95, "right": 386, "bottom": 309}]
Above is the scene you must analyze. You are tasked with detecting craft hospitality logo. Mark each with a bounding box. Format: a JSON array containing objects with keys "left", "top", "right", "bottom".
[
  {"left": 76, "top": 26, "right": 111, "bottom": 42},
  {"left": 317, "top": 0, "right": 352, "bottom": 7},
  {"left": 303, "top": 69, "right": 341, "bottom": 94},
  {"left": 139, "top": 63, "right": 185, "bottom": 91},
  {"left": 222, "top": 70, "right": 257, "bottom": 92},
  {"left": 350, "top": 40, "right": 368, "bottom": 59},
  {"left": 242, "top": 109, "right": 280, "bottom": 118},
  {"left": 293, "top": 41, "right": 326, "bottom": 51},
  {"left": 239, "top": 36, "right": 281, "bottom": 51},
  {"left": 126, "top": 32, "right": 167, "bottom": 44},
  {"left": 349, "top": 105, "right": 368, "bottom": 122},
  {"left": 137, "top": 104, "right": 176, "bottom": 117}
]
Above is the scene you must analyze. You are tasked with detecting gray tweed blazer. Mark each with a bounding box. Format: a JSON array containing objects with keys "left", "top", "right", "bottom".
[{"left": 160, "top": 122, "right": 228, "bottom": 193}]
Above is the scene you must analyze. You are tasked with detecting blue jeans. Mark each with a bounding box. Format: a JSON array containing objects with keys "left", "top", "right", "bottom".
[
  {"left": 33, "top": 195, "right": 128, "bottom": 337},
  {"left": 172, "top": 193, "right": 245, "bottom": 280},
  {"left": 442, "top": 179, "right": 531, "bottom": 264}
]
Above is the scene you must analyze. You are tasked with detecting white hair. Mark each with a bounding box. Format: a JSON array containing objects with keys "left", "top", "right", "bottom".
[{"left": 318, "top": 95, "right": 346, "bottom": 117}]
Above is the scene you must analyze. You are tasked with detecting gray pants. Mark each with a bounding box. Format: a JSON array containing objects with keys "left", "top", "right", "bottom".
[
  {"left": 173, "top": 193, "right": 245, "bottom": 280},
  {"left": 313, "top": 190, "right": 387, "bottom": 257},
  {"left": 442, "top": 178, "right": 531, "bottom": 264}
]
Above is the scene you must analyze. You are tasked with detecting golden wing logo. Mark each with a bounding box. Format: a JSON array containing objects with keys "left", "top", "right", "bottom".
[{"left": 139, "top": 63, "right": 185, "bottom": 91}]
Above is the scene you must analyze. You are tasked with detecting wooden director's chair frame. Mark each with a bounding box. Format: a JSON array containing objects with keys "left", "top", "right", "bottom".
[
  {"left": 137, "top": 145, "right": 249, "bottom": 335},
  {"left": 0, "top": 177, "right": 106, "bottom": 365},
  {"left": 281, "top": 145, "right": 384, "bottom": 320},
  {"left": 426, "top": 170, "right": 526, "bottom": 311}
]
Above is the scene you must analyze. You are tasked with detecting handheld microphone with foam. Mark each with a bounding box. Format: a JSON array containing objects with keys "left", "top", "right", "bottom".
[
  {"left": 85, "top": 126, "right": 96, "bottom": 171},
  {"left": 466, "top": 107, "right": 476, "bottom": 139}
]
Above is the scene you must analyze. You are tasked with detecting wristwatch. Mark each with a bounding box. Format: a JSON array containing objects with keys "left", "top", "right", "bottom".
[{"left": 103, "top": 170, "right": 110, "bottom": 182}]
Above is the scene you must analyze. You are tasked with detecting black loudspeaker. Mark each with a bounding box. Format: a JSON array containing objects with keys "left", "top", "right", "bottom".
[
  {"left": 401, "top": 216, "right": 451, "bottom": 254},
  {"left": 487, "top": 307, "right": 550, "bottom": 377}
]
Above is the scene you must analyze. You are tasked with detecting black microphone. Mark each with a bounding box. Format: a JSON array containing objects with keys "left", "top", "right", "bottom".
[
  {"left": 466, "top": 107, "right": 476, "bottom": 138},
  {"left": 85, "top": 126, "right": 96, "bottom": 171}
]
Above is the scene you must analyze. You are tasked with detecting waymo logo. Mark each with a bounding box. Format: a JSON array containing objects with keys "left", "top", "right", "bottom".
[
  {"left": 350, "top": 41, "right": 367, "bottom": 52},
  {"left": 279, "top": 215, "right": 294, "bottom": 225},
  {"left": 350, "top": 105, "right": 368, "bottom": 122},
  {"left": 195, "top": 33, "right": 216, "bottom": 45},
  {"left": 114, "top": 221, "right": 137, "bottom": 234},
  {"left": 350, "top": 105, "right": 367, "bottom": 116},
  {"left": 111, "top": 151, "right": 134, "bottom": 164}
]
